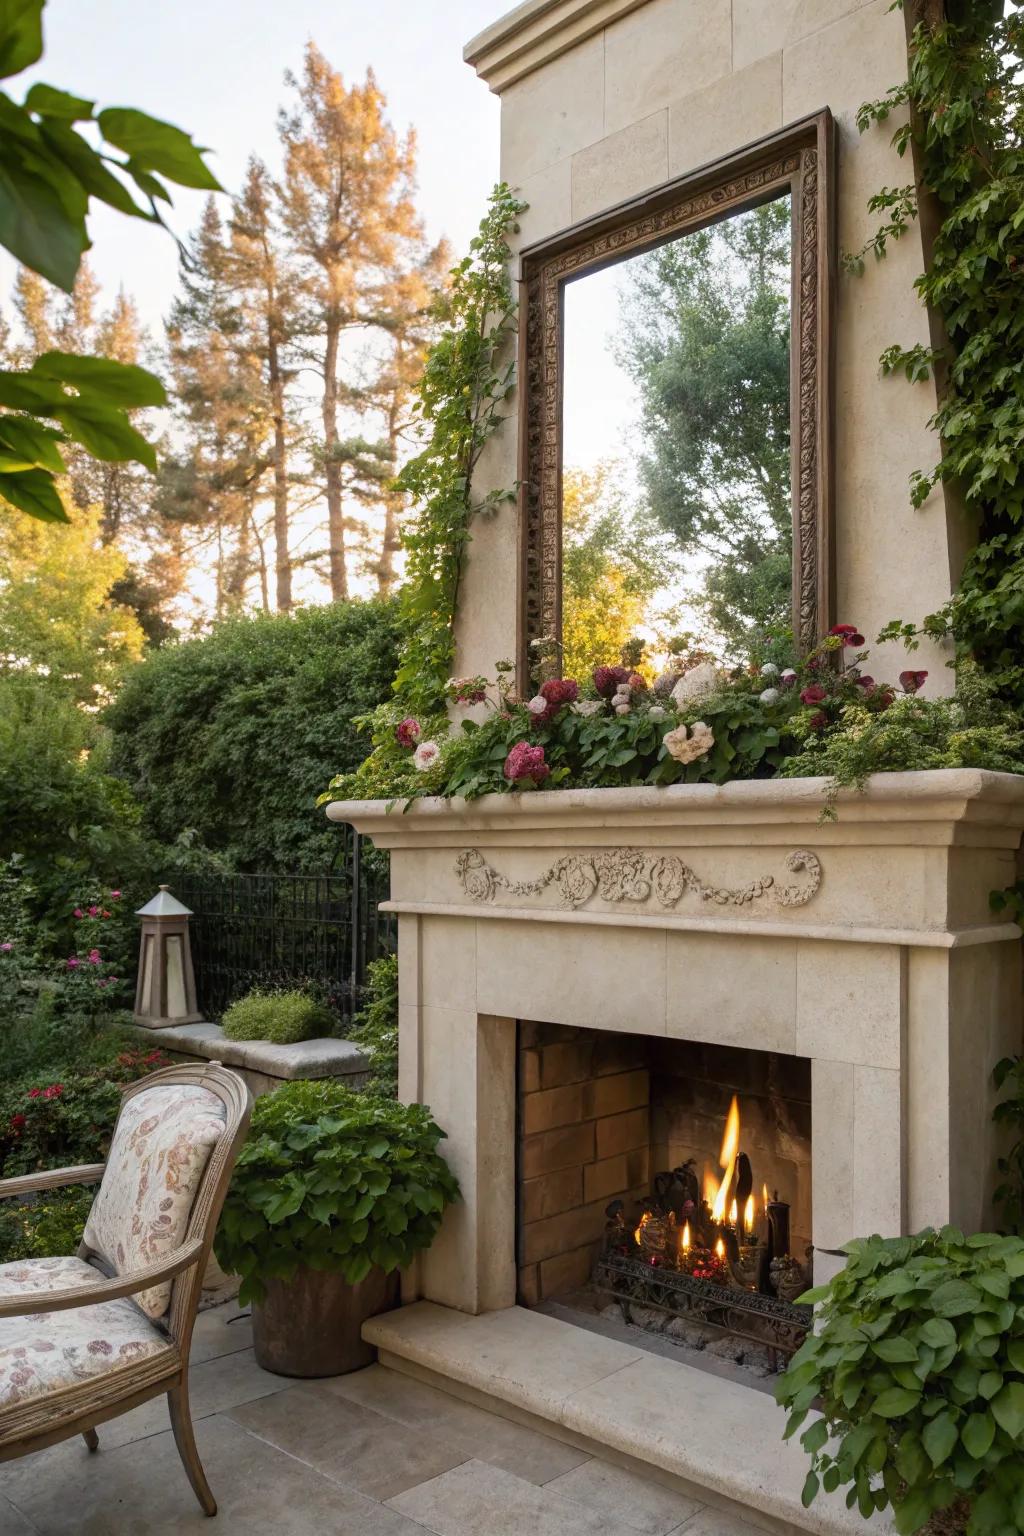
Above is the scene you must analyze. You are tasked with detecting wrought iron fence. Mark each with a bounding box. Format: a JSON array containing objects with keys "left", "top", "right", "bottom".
[{"left": 168, "top": 829, "right": 393, "bottom": 1025}]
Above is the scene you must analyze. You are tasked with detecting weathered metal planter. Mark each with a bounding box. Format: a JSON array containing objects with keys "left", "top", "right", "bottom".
[{"left": 252, "top": 1265, "right": 399, "bottom": 1378}]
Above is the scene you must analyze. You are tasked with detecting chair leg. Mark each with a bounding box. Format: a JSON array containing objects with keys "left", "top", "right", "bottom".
[
  {"left": 82, "top": 1427, "right": 98, "bottom": 1452},
  {"left": 168, "top": 1380, "right": 216, "bottom": 1517}
]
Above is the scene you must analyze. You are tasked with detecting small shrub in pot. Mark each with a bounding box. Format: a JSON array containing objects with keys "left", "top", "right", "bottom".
[
  {"left": 777, "top": 1228, "right": 1024, "bottom": 1536},
  {"left": 214, "top": 1080, "right": 459, "bottom": 1375}
]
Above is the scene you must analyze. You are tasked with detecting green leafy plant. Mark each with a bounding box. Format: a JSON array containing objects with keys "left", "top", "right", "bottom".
[
  {"left": 393, "top": 183, "right": 525, "bottom": 716},
  {"left": 0, "top": 0, "right": 223, "bottom": 522},
  {"left": 349, "top": 954, "right": 398, "bottom": 1097},
  {"left": 993, "top": 1056, "right": 1024, "bottom": 1235},
  {"left": 221, "top": 988, "right": 335, "bottom": 1046},
  {"left": 849, "top": 4, "right": 1024, "bottom": 704},
  {"left": 0, "top": 1184, "right": 94, "bottom": 1264},
  {"left": 778, "top": 1228, "right": 1024, "bottom": 1536},
  {"left": 214, "top": 1079, "right": 459, "bottom": 1304}
]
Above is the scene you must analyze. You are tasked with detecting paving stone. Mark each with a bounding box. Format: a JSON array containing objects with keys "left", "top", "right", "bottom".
[
  {"left": 327, "top": 1363, "right": 591, "bottom": 1485},
  {"left": 0, "top": 1494, "right": 36, "bottom": 1534},
  {"left": 2, "top": 1414, "right": 428, "bottom": 1535},
  {"left": 228, "top": 1380, "right": 470, "bottom": 1501},
  {"left": 388, "top": 1458, "right": 616, "bottom": 1536},
  {"left": 188, "top": 1303, "right": 253, "bottom": 1364},
  {"left": 545, "top": 1458, "right": 704, "bottom": 1536}
]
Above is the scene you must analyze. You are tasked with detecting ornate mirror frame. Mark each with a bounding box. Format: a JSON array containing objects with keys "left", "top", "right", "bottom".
[{"left": 516, "top": 109, "right": 836, "bottom": 686}]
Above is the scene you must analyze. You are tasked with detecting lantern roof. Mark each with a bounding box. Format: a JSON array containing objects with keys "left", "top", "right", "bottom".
[{"left": 136, "top": 885, "right": 193, "bottom": 918}]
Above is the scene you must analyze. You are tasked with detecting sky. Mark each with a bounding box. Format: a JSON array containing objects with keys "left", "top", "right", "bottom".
[{"left": 3, "top": 0, "right": 505, "bottom": 333}]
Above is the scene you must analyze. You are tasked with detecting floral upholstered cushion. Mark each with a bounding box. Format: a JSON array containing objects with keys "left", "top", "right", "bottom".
[
  {"left": 83, "top": 1083, "right": 226, "bottom": 1319},
  {"left": 0, "top": 1255, "right": 171, "bottom": 1412}
]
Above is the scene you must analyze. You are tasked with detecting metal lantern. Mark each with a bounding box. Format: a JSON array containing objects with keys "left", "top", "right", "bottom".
[{"left": 133, "top": 885, "right": 202, "bottom": 1028}]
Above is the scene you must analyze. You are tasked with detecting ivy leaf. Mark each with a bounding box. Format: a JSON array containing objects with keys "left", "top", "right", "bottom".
[{"left": 96, "top": 107, "right": 222, "bottom": 190}]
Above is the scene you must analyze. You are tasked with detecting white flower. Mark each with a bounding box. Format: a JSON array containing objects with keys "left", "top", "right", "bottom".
[
  {"left": 614, "top": 702, "right": 631, "bottom": 716},
  {"left": 758, "top": 687, "right": 780, "bottom": 706},
  {"left": 663, "top": 721, "right": 715, "bottom": 764},
  {"left": 780, "top": 668, "right": 797, "bottom": 684},
  {"left": 572, "top": 700, "right": 604, "bottom": 717},
  {"left": 413, "top": 741, "right": 441, "bottom": 772},
  {"left": 614, "top": 683, "right": 632, "bottom": 700},
  {"left": 647, "top": 704, "right": 667, "bottom": 722},
  {"left": 760, "top": 663, "right": 780, "bottom": 679},
  {"left": 671, "top": 662, "right": 723, "bottom": 707},
  {"left": 526, "top": 695, "right": 549, "bottom": 716}
]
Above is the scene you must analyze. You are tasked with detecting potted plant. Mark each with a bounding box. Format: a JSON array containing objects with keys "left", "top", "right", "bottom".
[
  {"left": 777, "top": 1228, "right": 1024, "bottom": 1536},
  {"left": 214, "top": 1079, "right": 459, "bottom": 1377}
]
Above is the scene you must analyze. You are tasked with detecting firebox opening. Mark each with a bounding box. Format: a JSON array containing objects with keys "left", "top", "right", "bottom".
[{"left": 517, "top": 1022, "right": 813, "bottom": 1374}]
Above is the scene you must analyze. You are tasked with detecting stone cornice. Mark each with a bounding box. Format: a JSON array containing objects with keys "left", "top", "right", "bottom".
[
  {"left": 326, "top": 770, "right": 1024, "bottom": 852},
  {"left": 464, "top": 0, "right": 651, "bottom": 93}
]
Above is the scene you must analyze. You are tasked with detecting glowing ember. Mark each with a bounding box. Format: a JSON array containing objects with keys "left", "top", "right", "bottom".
[{"left": 634, "top": 1211, "right": 649, "bottom": 1246}]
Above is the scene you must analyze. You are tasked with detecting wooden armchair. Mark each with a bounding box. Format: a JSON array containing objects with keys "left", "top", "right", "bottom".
[{"left": 0, "top": 1062, "right": 251, "bottom": 1517}]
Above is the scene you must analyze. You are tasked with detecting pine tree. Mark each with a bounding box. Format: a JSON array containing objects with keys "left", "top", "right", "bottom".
[
  {"left": 228, "top": 157, "right": 299, "bottom": 611},
  {"left": 164, "top": 198, "right": 270, "bottom": 616},
  {"left": 277, "top": 44, "right": 429, "bottom": 601}
]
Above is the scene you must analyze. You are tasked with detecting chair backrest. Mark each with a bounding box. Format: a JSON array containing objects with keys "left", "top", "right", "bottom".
[{"left": 80, "top": 1063, "right": 251, "bottom": 1338}]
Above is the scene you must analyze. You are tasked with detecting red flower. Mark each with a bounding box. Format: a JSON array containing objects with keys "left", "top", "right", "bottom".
[
  {"left": 539, "top": 678, "right": 579, "bottom": 709},
  {"left": 829, "top": 624, "right": 865, "bottom": 647},
  {"left": 8, "top": 1113, "right": 26, "bottom": 1134},
  {"left": 899, "top": 670, "right": 928, "bottom": 694},
  {"left": 66, "top": 956, "right": 79, "bottom": 969},
  {"left": 800, "top": 684, "right": 827, "bottom": 706},
  {"left": 593, "top": 665, "right": 631, "bottom": 699},
  {"left": 854, "top": 675, "right": 875, "bottom": 690},
  {"left": 87, "top": 905, "right": 99, "bottom": 917},
  {"left": 87, "top": 949, "right": 101, "bottom": 965},
  {"left": 627, "top": 672, "right": 647, "bottom": 692},
  {"left": 26, "top": 1088, "right": 42, "bottom": 1099},
  {"left": 503, "top": 741, "right": 550, "bottom": 785},
  {"left": 395, "top": 717, "right": 421, "bottom": 748},
  {"left": 110, "top": 890, "right": 122, "bottom": 900},
  {"left": 73, "top": 908, "right": 84, "bottom": 918},
  {"left": 809, "top": 711, "right": 829, "bottom": 731},
  {"left": 42, "top": 1084, "right": 64, "bottom": 1100}
]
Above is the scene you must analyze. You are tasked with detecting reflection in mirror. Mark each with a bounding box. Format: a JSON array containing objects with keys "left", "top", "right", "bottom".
[{"left": 561, "top": 194, "right": 792, "bottom": 678}]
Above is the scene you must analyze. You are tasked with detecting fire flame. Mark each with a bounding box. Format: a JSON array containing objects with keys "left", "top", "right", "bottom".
[
  {"left": 744, "top": 1194, "right": 755, "bottom": 1236},
  {"left": 714, "top": 1236, "right": 726, "bottom": 1260},
  {"left": 707, "top": 1094, "right": 741, "bottom": 1224},
  {"left": 634, "top": 1211, "right": 649, "bottom": 1246},
  {"left": 681, "top": 1220, "right": 691, "bottom": 1252}
]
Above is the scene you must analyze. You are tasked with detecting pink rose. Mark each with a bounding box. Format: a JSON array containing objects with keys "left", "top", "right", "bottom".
[
  {"left": 110, "top": 891, "right": 121, "bottom": 900},
  {"left": 0, "top": 942, "right": 11, "bottom": 953},
  {"left": 395, "top": 717, "right": 421, "bottom": 748},
  {"left": 66, "top": 956, "right": 80, "bottom": 969},
  {"left": 413, "top": 740, "right": 441, "bottom": 772},
  {"left": 87, "top": 905, "right": 99, "bottom": 917},
  {"left": 87, "top": 949, "right": 101, "bottom": 965},
  {"left": 73, "top": 908, "right": 84, "bottom": 918},
  {"left": 800, "top": 684, "right": 827, "bottom": 706}
]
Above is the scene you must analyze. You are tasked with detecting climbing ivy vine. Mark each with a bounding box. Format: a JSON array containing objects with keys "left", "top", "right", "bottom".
[
  {"left": 853, "top": 0, "right": 1024, "bottom": 702},
  {"left": 393, "top": 183, "right": 527, "bottom": 716}
]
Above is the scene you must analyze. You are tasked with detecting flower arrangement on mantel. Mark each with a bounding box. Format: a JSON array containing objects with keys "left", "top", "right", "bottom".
[{"left": 322, "top": 628, "right": 1024, "bottom": 817}]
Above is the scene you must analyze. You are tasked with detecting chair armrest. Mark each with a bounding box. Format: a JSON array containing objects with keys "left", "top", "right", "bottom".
[
  {"left": 0, "top": 1163, "right": 106, "bottom": 1200},
  {"left": 0, "top": 1236, "right": 205, "bottom": 1318}
]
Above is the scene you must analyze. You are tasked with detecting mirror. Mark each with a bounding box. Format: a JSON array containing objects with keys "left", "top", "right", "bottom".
[
  {"left": 561, "top": 194, "right": 792, "bottom": 675},
  {"left": 519, "top": 115, "right": 833, "bottom": 684}
]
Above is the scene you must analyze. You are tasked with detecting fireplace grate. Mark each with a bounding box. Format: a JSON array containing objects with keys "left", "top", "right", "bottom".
[{"left": 593, "top": 1250, "right": 812, "bottom": 1362}]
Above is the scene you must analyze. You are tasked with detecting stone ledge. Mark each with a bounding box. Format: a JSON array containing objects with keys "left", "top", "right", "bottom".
[
  {"left": 364, "top": 1301, "right": 895, "bottom": 1536},
  {"left": 124, "top": 1021, "right": 368, "bottom": 1082},
  {"left": 464, "top": 0, "right": 650, "bottom": 94}
]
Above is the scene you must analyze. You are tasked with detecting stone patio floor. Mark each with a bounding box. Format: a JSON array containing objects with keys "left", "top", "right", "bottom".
[{"left": 0, "top": 1303, "right": 771, "bottom": 1536}]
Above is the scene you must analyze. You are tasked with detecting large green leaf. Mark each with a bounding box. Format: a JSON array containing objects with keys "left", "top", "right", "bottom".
[
  {"left": 0, "top": 0, "right": 43, "bottom": 80},
  {"left": 24, "top": 81, "right": 94, "bottom": 119},
  {"left": 0, "top": 466, "right": 67, "bottom": 521},
  {"left": 991, "top": 1381, "right": 1024, "bottom": 1439},
  {"left": 0, "top": 149, "right": 87, "bottom": 291},
  {"left": 874, "top": 1387, "right": 923, "bottom": 1418},
  {"left": 0, "top": 414, "right": 67, "bottom": 473},
  {"left": 37, "top": 120, "right": 149, "bottom": 219},
  {"left": 52, "top": 397, "right": 157, "bottom": 469},
  {"left": 922, "top": 1412, "right": 958, "bottom": 1467},
  {"left": 33, "top": 351, "right": 167, "bottom": 407},
  {"left": 96, "top": 107, "right": 222, "bottom": 190},
  {"left": 962, "top": 1411, "right": 996, "bottom": 1460}
]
